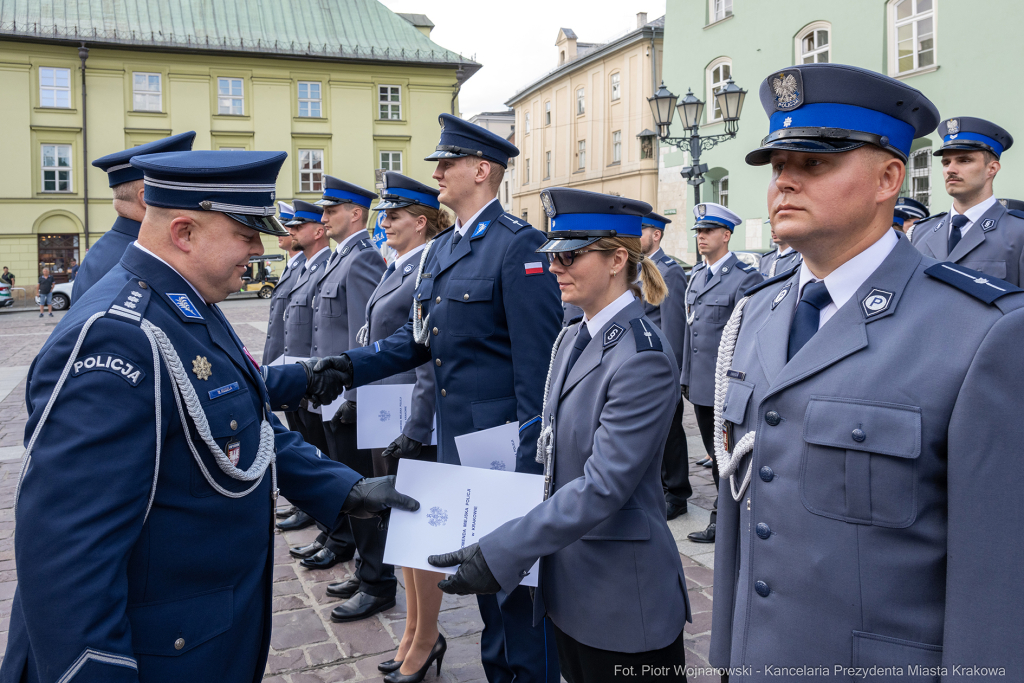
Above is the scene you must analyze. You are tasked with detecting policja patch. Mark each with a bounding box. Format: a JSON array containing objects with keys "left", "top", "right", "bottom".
[{"left": 72, "top": 353, "right": 146, "bottom": 386}]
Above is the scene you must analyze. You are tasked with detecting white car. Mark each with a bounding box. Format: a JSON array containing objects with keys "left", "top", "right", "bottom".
[{"left": 50, "top": 281, "right": 73, "bottom": 311}]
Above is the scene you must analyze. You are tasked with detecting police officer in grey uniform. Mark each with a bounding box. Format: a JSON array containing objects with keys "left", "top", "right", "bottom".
[
  {"left": 641, "top": 211, "right": 691, "bottom": 519},
  {"left": 710, "top": 62, "right": 1024, "bottom": 680},
  {"left": 909, "top": 117, "right": 1024, "bottom": 285},
  {"left": 758, "top": 220, "right": 802, "bottom": 277},
  {"left": 682, "top": 203, "right": 763, "bottom": 544},
  {"left": 893, "top": 196, "right": 928, "bottom": 234}
]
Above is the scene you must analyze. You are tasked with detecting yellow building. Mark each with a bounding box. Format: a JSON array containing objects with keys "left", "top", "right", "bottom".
[
  {"left": 0, "top": 1, "right": 478, "bottom": 285},
  {"left": 507, "top": 14, "right": 667, "bottom": 241}
]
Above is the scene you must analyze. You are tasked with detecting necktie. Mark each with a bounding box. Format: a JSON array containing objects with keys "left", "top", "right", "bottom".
[
  {"left": 382, "top": 262, "right": 396, "bottom": 281},
  {"left": 565, "top": 324, "right": 591, "bottom": 375},
  {"left": 705, "top": 266, "right": 713, "bottom": 285},
  {"left": 328, "top": 249, "right": 339, "bottom": 267},
  {"left": 787, "top": 281, "right": 833, "bottom": 361},
  {"left": 948, "top": 214, "right": 969, "bottom": 254},
  {"left": 452, "top": 230, "right": 464, "bottom": 250}
]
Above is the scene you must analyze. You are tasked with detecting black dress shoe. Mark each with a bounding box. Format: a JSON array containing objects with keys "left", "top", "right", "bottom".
[
  {"left": 276, "top": 510, "right": 315, "bottom": 532},
  {"left": 276, "top": 505, "right": 297, "bottom": 519},
  {"left": 378, "top": 657, "right": 403, "bottom": 674},
  {"left": 330, "top": 591, "right": 396, "bottom": 622},
  {"left": 666, "top": 502, "right": 688, "bottom": 520},
  {"left": 383, "top": 633, "right": 446, "bottom": 683},
  {"left": 289, "top": 540, "right": 324, "bottom": 559},
  {"left": 688, "top": 522, "right": 716, "bottom": 543},
  {"left": 701, "top": 457, "right": 714, "bottom": 468},
  {"left": 326, "top": 576, "right": 361, "bottom": 599},
  {"left": 300, "top": 546, "right": 354, "bottom": 570}
]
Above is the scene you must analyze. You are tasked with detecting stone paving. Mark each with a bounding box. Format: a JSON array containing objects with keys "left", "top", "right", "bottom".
[{"left": 0, "top": 296, "right": 723, "bottom": 681}]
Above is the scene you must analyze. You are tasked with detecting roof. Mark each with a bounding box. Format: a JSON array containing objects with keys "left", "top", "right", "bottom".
[
  {"left": 474, "top": 111, "right": 515, "bottom": 118},
  {"left": 0, "top": 0, "right": 479, "bottom": 80},
  {"left": 397, "top": 13, "right": 434, "bottom": 29},
  {"left": 558, "top": 28, "right": 577, "bottom": 40}
]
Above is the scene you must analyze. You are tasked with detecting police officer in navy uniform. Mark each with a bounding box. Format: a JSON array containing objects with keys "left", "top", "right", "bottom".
[
  {"left": 681, "top": 203, "right": 763, "bottom": 544},
  {"left": 72, "top": 131, "right": 196, "bottom": 304},
  {"left": 427, "top": 188, "right": 691, "bottom": 683},
  {"left": 1, "top": 150, "right": 418, "bottom": 683},
  {"left": 640, "top": 211, "right": 692, "bottom": 519},
  {"left": 892, "top": 196, "right": 928, "bottom": 233},
  {"left": 909, "top": 117, "right": 1024, "bottom": 285},
  {"left": 308, "top": 114, "right": 562, "bottom": 683},
  {"left": 710, "top": 63, "right": 1024, "bottom": 680},
  {"left": 758, "top": 220, "right": 802, "bottom": 277}
]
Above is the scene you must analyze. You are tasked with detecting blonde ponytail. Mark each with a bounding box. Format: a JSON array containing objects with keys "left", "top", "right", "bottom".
[
  {"left": 592, "top": 236, "right": 668, "bottom": 307},
  {"left": 638, "top": 254, "right": 668, "bottom": 307}
]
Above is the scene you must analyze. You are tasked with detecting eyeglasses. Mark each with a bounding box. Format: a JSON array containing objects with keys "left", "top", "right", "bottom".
[{"left": 545, "top": 249, "right": 610, "bottom": 267}]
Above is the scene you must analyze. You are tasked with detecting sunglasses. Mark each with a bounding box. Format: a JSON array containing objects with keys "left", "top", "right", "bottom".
[{"left": 545, "top": 249, "right": 611, "bottom": 267}]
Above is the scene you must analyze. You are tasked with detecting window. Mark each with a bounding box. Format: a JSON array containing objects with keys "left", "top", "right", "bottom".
[
  {"left": 893, "top": 0, "right": 935, "bottom": 74},
  {"left": 611, "top": 73, "right": 621, "bottom": 101},
  {"left": 908, "top": 148, "right": 932, "bottom": 209},
  {"left": 545, "top": 101, "right": 551, "bottom": 126},
  {"left": 39, "top": 67, "right": 71, "bottom": 108},
  {"left": 522, "top": 209, "right": 528, "bottom": 223},
  {"left": 577, "top": 140, "right": 586, "bottom": 170},
  {"left": 504, "top": 181, "right": 510, "bottom": 204},
  {"left": 576, "top": 87, "right": 585, "bottom": 116},
  {"left": 525, "top": 111, "right": 531, "bottom": 134},
  {"left": 525, "top": 159, "right": 531, "bottom": 183},
  {"left": 37, "top": 234, "right": 79, "bottom": 283},
  {"left": 379, "top": 85, "right": 401, "bottom": 120},
  {"left": 217, "top": 78, "right": 244, "bottom": 115},
  {"left": 707, "top": 59, "right": 732, "bottom": 121},
  {"left": 711, "top": 0, "right": 733, "bottom": 23},
  {"left": 380, "top": 151, "right": 402, "bottom": 173},
  {"left": 132, "top": 72, "right": 162, "bottom": 111},
  {"left": 798, "top": 24, "right": 830, "bottom": 64},
  {"left": 719, "top": 175, "right": 730, "bottom": 207},
  {"left": 298, "top": 81, "right": 322, "bottom": 118},
  {"left": 612, "top": 131, "right": 622, "bottom": 163},
  {"left": 41, "top": 144, "right": 72, "bottom": 192},
  {"left": 299, "top": 149, "right": 324, "bottom": 193},
  {"left": 545, "top": 151, "right": 551, "bottom": 179}
]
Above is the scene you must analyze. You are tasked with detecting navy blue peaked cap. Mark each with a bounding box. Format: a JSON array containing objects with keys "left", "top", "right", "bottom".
[
  {"left": 746, "top": 63, "right": 940, "bottom": 166},
  {"left": 93, "top": 131, "right": 196, "bottom": 187},
  {"left": 894, "top": 196, "right": 928, "bottom": 221},
  {"left": 536, "top": 187, "right": 651, "bottom": 253},
  {"left": 642, "top": 211, "right": 672, "bottom": 231},
  {"left": 316, "top": 175, "right": 377, "bottom": 208},
  {"left": 374, "top": 171, "right": 440, "bottom": 211},
  {"left": 934, "top": 117, "right": 1013, "bottom": 158},
  {"left": 130, "top": 150, "right": 289, "bottom": 236},
  {"left": 278, "top": 201, "right": 294, "bottom": 222},
  {"left": 424, "top": 113, "right": 519, "bottom": 168},
  {"left": 286, "top": 200, "right": 324, "bottom": 226}
]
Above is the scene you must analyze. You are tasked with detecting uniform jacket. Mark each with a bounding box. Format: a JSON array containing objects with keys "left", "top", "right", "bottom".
[
  {"left": 71, "top": 217, "right": 141, "bottom": 304},
  {"left": 709, "top": 235, "right": 1024, "bottom": 680},
  {"left": 758, "top": 248, "right": 803, "bottom": 278},
  {"left": 561, "top": 301, "right": 584, "bottom": 326},
  {"left": 364, "top": 256, "right": 435, "bottom": 444},
  {"left": 263, "top": 253, "right": 305, "bottom": 363},
  {"left": 346, "top": 200, "right": 562, "bottom": 473},
  {"left": 282, "top": 249, "right": 331, "bottom": 360},
  {"left": 681, "top": 253, "right": 763, "bottom": 406},
  {"left": 643, "top": 248, "right": 688, "bottom": 372},
  {"left": 479, "top": 299, "right": 691, "bottom": 652},
  {"left": 310, "top": 235, "right": 385, "bottom": 402},
  {"left": 2, "top": 245, "right": 361, "bottom": 683},
  {"left": 909, "top": 201, "right": 1024, "bottom": 285}
]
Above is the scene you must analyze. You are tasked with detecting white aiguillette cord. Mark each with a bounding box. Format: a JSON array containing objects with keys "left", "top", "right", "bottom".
[
  {"left": 536, "top": 325, "right": 573, "bottom": 500},
  {"left": 412, "top": 238, "right": 436, "bottom": 347},
  {"left": 713, "top": 296, "right": 757, "bottom": 501}
]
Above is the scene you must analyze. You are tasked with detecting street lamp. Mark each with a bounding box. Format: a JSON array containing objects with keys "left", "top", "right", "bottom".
[{"left": 648, "top": 78, "right": 747, "bottom": 204}]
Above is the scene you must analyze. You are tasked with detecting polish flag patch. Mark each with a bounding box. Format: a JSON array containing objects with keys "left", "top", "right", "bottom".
[{"left": 524, "top": 262, "right": 544, "bottom": 276}]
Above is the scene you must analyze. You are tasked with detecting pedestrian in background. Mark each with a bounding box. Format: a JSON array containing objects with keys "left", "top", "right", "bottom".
[
  {"left": 36, "top": 268, "right": 53, "bottom": 318},
  {"left": 1, "top": 267, "right": 13, "bottom": 286}
]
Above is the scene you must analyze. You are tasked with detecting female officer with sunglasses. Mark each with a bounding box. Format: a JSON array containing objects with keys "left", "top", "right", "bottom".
[{"left": 428, "top": 187, "right": 692, "bottom": 682}]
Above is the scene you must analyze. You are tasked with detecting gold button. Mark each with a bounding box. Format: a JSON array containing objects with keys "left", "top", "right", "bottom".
[
  {"left": 463, "top": 293, "right": 470, "bottom": 300},
  {"left": 432, "top": 327, "right": 438, "bottom": 335},
  {"left": 436, "top": 296, "right": 441, "bottom": 304},
  {"left": 435, "top": 358, "right": 442, "bottom": 366},
  {"left": 441, "top": 389, "right": 446, "bottom": 397},
  {"left": 174, "top": 637, "right": 185, "bottom": 650},
  {"left": 230, "top": 420, "right": 238, "bottom": 430}
]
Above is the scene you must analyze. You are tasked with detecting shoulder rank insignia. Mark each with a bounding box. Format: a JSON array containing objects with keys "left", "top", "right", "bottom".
[
  {"left": 661, "top": 255, "right": 677, "bottom": 267},
  {"left": 924, "top": 262, "right": 1023, "bottom": 304},
  {"left": 107, "top": 280, "right": 151, "bottom": 325},
  {"left": 192, "top": 355, "right": 213, "bottom": 380},
  {"left": 743, "top": 265, "right": 800, "bottom": 299},
  {"left": 168, "top": 292, "right": 203, "bottom": 320},
  {"left": 603, "top": 322, "right": 626, "bottom": 347},
  {"left": 499, "top": 213, "right": 528, "bottom": 232},
  {"left": 1007, "top": 209, "right": 1024, "bottom": 220},
  {"left": 358, "top": 239, "right": 372, "bottom": 250},
  {"left": 630, "top": 318, "right": 663, "bottom": 352},
  {"left": 737, "top": 262, "right": 756, "bottom": 273}
]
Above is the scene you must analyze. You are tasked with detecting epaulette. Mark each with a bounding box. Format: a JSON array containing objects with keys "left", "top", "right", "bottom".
[
  {"left": 691, "top": 262, "right": 706, "bottom": 272},
  {"left": 106, "top": 278, "right": 152, "bottom": 326},
  {"left": 497, "top": 213, "right": 531, "bottom": 233},
  {"left": 917, "top": 212, "right": 948, "bottom": 235},
  {"left": 741, "top": 265, "right": 800, "bottom": 299},
  {"left": 924, "top": 262, "right": 1022, "bottom": 304},
  {"left": 660, "top": 255, "right": 679, "bottom": 268},
  {"left": 1007, "top": 209, "right": 1024, "bottom": 220},
  {"left": 736, "top": 262, "right": 757, "bottom": 273},
  {"left": 357, "top": 239, "right": 373, "bottom": 250},
  {"left": 630, "top": 317, "right": 663, "bottom": 352}
]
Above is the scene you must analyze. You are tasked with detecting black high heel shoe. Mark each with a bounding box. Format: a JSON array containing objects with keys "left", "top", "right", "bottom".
[
  {"left": 383, "top": 633, "right": 446, "bottom": 683},
  {"left": 377, "top": 657, "right": 403, "bottom": 673}
]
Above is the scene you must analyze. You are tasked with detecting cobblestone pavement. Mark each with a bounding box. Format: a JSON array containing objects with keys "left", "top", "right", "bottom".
[{"left": 0, "top": 296, "right": 722, "bottom": 682}]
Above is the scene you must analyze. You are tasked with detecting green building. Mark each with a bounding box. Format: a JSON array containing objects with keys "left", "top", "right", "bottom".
[
  {"left": 661, "top": 0, "right": 1023, "bottom": 253},
  {"left": 0, "top": 0, "right": 478, "bottom": 286}
]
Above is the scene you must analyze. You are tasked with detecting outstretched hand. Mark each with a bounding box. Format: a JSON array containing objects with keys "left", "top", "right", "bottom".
[
  {"left": 299, "top": 355, "right": 353, "bottom": 408},
  {"left": 341, "top": 475, "right": 419, "bottom": 520},
  {"left": 428, "top": 543, "right": 501, "bottom": 595}
]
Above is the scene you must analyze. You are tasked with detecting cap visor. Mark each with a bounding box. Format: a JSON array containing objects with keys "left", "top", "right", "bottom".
[
  {"left": 315, "top": 198, "right": 350, "bottom": 206},
  {"left": 691, "top": 221, "right": 735, "bottom": 232},
  {"left": 373, "top": 198, "right": 414, "bottom": 211},
  {"left": 745, "top": 139, "right": 868, "bottom": 166},
  {"left": 424, "top": 149, "right": 469, "bottom": 161},
  {"left": 934, "top": 142, "right": 998, "bottom": 157},
  {"left": 535, "top": 236, "right": 602, "bottom": 253},
  {"left": 225, "top": 213, "right": 289, "bottom": 236}
]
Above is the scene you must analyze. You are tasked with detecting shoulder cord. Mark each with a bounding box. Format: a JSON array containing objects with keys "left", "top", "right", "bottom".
[
  {"left": 411, "top": 238, "right": 436, "bottom": 347},
  {"left": 356, "top": 323, "right": 369, "bottom": 347},
  {"left": 535, "top": 325, "right": 573, "bottom": 500},
  {"left": 684, "top": 268, "right": 699, "bottom": 325},
  {"left": 769, "top": 256, "right": 779, "bottom": 278},
  {"left": 712, "top": 296, "right": 757, "bottom": 501},
  {"left": 905, "top": 223, "right": 917, "bottom": 240}
]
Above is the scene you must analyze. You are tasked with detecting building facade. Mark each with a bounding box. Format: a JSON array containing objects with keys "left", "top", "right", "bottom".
[
  {"left": 662, "top": 0, "right": 1024, "bottom": 254},
  {"left": 0, "top": 0, "right": 477, "bottom": 286},
  {"left": 507, "top": 14, "right": 668, "bottom": 243}
]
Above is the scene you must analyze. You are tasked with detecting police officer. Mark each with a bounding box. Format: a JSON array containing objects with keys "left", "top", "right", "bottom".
[
  {"left": 308, "top": 114, "right": 562, "bottom": 683},
  {"left": 909, "top": 117, "right": 1024, "bottom": 285},
  {"left": 2, "top": 150, "right": 417, "bottom": 683},
  {"left": 72, "top": 131, "right": 196, "bottom": 304},
  {"left": 682, "top": 203, "right": 763, "bottom": 544},
  {"left": 640, "top": 211, "right": 691, "bottom": 519},
  {"left": 758, "top": 220, "right": 802, "bottom": 277},
  {"left": 709, "top": 62, "right": 1024, "bottom": 678},
  {"left": 893, "top": 196, "right": 928, "bottom": 233}
]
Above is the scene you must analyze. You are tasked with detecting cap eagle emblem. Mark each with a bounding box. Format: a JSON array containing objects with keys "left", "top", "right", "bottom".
[{"left": 772, "top": 73, "right": 800, "bottom": 109}]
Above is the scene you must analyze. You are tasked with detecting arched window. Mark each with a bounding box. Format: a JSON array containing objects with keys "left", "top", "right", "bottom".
[
  {"left": 796, "top": 22, "right": 831, "bottom": 64},
  {"left": 705, "top": 58, "right": 732, "bottom": 122},
  {"left": 890, "top": 0, "right": 936, "bottom": 75}
]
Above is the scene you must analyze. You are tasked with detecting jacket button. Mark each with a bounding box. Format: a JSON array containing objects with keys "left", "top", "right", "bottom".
[
  {"left": 174, "top": 637, "right": 185, "bottom": 650},
  {"left": 138, "top": 281, "right": 148, "bottom": 289},
  {"left": 765, "top": 411, "right": 781, "bottom": 426},
  {"left": 230, "top": 420, "right": 238, "bottom": 430},
  {"left": 435, "top": 358, "right": 442, "bottom": 366},
  {"left": 314, "top": 327, "right": 318, "bottom": 332},
  {"left": 281, "top": 405, "right": 289, "bottom": 410},
  {"left": 441, "top": 389, "right": 446, "bottom": 397},
  {"left": 754, "top": 580, "right": 771, "bottom": 598},
  {"left": 436, "top": 296, "right": 441, "bottom": 304},
  {"left": 852, "top": 429, "right": 866, "bottom": 443},
  {"left": 464, "top": 293, "right": 470, "bottom": 300},
  {"left": 433, "top": 327, "right": 438, "bottom": 335},
  {"left": 756, "top": 522, "right": 771, "bottom": 540},
  {"left": 759, "top": 466, "right": 774, "bottom": 482}
]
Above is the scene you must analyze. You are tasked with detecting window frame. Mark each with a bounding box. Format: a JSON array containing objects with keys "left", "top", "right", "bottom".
[
  {"left": 718, "top": 175, "right": 730, "bottom": 207},
  {"left": 709, "top": 0, "right": 733, "bottom": 24},
  {"left": 39, "top": 66, "right": 72, "bottom": 109},
  {"left": 217, "top": 77, "right": 245, "bottom": 116},
  {"left": 41, "top": 143, "right": 73, "bottom": 193},
  {"left": 888, "top": 0, "right": 938, "bottom": 77},
  {"left": 577, "top": 140, "right": 586, "bottom": 171},
  {"left": 705, "top": 57, "right": 733, "bottom": 123},
  {"left": 610, "top": 72, "right": 621, "bottom": 102},
  {"left": 525, "top": 111, "right": 531, "bottom": 135},
  {"left": 545, "top": 101, "right": 552, "bottom": 126},
  {"left": 576, "top": 87, "right": 585, "bottom": 116},
  {"left": 545, "top": 151, "right": 551, "bottom": 179},
  {"left": 525, "top": 158, "right": 531, "bottom": 184},
  {"left": 795, "top": 22, "right": 831, "bottom": 65},
  {"left": 907, "top": 147, "right": 932, "bottom": 210},
  {"left": 379, "top": 150, "right": 403, "bottom": 173},
  {"left": 612, "top": 131, "right": 622, "bottom": 164},
  {"left": 298, "top": 149, "right": 324, "bottom": 194},
  {"left": 132, "top": 72, "right": 163, "bottom": 112},
  {"left": 378, "top": 85, "right": 402, "bottom": 120},
  {"left": 297, "top": 81, "right": 323, "bottom": 118}
]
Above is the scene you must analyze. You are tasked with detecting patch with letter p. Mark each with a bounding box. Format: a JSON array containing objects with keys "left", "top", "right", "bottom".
[{"left": 861, "top": 288, "right": 894, "bottom": 317}]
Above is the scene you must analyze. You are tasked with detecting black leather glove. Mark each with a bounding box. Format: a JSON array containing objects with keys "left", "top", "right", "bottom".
[
  {"left": 341, "top": 475, "right": 419, "bottom": 520},
  {"left": 428, "top": 543, "right": 501, "bottom": 595},
  {"left": 299, "top": 355, "right": 353, "bottom": 408},
  {"left": 681, "top": 385, "right": 689, "bottom": 401},
  {"left": 330, "top": 400, "right": 358, "bottom": 428},
  {"left": 382, "top": 433, "right": 423, "bottom": 460}
]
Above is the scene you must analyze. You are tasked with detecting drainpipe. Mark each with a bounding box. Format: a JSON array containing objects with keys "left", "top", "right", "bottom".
[
  {"left": 451, "top": 64, "right": 464, "bottom": 115},
  {"left": 79, "top": 43, "right": 90, "bottom": 251}
]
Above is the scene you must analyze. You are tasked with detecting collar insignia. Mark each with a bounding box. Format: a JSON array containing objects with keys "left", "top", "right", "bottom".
[
  {"left": 603, "top": 323, "right": 625, "bottom": 347},
  {"left": 403, "top": 263, "right": 414, "bottom": 274},
  {"left": 861, "top": 288, "right": 894, "bottom": 317},
  {"left": 192, "top": 355, "right": 213, "bottom": 380},
  {"left": 168, "top": 293, "right": 202, "bottom": 320},
  {"left": 472, "top": 222, "right": 488, "bottom": 238},
  {"left": 982, "top": 218, "right": 996, "bottom": 231},
  {"left": 772, "top": 282, "right": 793, "bottom": 309}
]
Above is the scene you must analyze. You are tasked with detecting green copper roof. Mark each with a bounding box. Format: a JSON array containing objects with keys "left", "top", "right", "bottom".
[{"left": 0, "top": 0, "right": 478, "bottom": 79}]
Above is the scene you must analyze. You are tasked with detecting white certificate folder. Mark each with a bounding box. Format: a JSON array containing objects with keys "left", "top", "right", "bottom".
[{"left": 383, "top": 459, "right": 544, "bottom": 587}]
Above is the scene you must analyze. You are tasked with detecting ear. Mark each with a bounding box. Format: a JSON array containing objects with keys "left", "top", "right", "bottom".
[
  {"left": 877, "top": 156, "right": 906, "bottom": 204},
  {"left": 136, "top": 184, "right": 147, "bottom": 207},
  {"left": 168, "top": 215, "right": 198, "bottom": 254},
  {"left": 611, "top": 246, "right": 630, "bottom": 272},
  {"left": 415, "top": 213, "right": 428, "bottom": 234},
  {"left": 988, "top": 158, "right": 1001, "bottom": 181},
  {"left": 475, "top": 160, "right": 492, "bottom": 186}
]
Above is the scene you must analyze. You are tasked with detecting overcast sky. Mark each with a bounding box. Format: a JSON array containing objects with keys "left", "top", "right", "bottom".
[{"left": 380, "top": 0, "right": 667, "bottom": 118}]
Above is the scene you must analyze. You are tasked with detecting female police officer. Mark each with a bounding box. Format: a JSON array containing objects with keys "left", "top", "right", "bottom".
[{"left": 428, "top": 187, "right": 692, "bottom": 683}]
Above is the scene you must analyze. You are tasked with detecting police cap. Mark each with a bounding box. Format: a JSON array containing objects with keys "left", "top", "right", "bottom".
[
  {"left": 316, "top": 175, "right": 378, "bottom": 208},
  {"left": 692, "top": 203, "right": 742, "bottom": 232},
  {"left": 425, "top": 113, "right": 519, "bottom": 168},
  {"left": 374, "top": 171, "right": 441, "bottom": 211},
  {"left": 893, "top": 196, "right": 929, "bottom": 226},
  {"left": 277, "top": 201, "right": 295, "bottom": 222},
  {"left": 535, "top": 187, "right": 651, "bottom": 253},
  {"left": 934, "top": 117, "right": 1012, "bottom": 158},
  {"left": 642, "top": 212, "right": 672, "bottom": 231},
  {"left": 286, "top": 200, "right": 324, "bottom": 226},
  {"left": 93, "top": 131, "right": 196, "bottom": 188}
]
